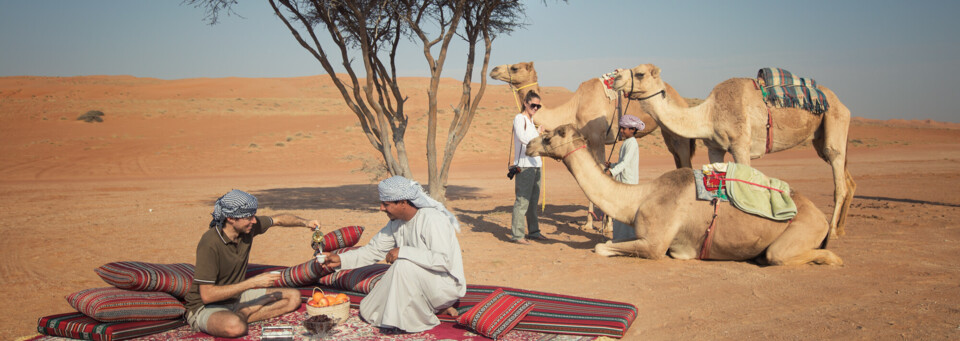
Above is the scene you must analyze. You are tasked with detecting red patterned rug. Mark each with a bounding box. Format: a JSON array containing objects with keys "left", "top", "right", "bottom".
[{"left": 29, "top": 304, "right": 595, "bottom": 341}]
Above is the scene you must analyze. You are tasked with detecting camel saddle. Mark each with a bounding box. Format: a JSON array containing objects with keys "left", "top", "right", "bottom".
[
  {"left": 693, "top": 162, "right": 797, "bottom": 221},
  {"left": 756, "top": 67, "right": 830, "bottom": 114}
]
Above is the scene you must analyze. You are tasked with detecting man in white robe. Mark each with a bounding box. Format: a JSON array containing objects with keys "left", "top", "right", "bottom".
[{"left": 320, "top": 176, "right": 466, "bottom": 333}]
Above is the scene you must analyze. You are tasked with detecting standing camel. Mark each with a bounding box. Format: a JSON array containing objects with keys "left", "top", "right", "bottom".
[
  {"left": 490, "top": 61, "right": 695, "bottom": 231},
  {"left": 526, "top": 124, "right": 842, "bottom": 266},
  {"left": 611, "top": 64, "right": 856, "bottom": 238}
]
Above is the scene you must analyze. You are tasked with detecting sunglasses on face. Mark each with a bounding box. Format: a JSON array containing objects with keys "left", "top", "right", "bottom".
[{"left": 528, "top": 103, "right": 542, "bottom": 110}]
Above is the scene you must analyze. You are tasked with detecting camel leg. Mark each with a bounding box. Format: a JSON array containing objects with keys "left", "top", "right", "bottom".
[
  {"left": 763, "top": 209, "right": 842, "bottom": 266},
  {"left": 767, "top": 248, "right": 843, "bottom": 266},
  {"left": 601, "top": 215, "right": 614, "bottom": 236},
  {"left": 581, "top": 142, "right": 609, "bottom": 231},
  {"left": 582, "top": 202, "right": 596, "bottom": 231},
  {"left": 661, "top": 129, "right": 694, "bottom": 168},
  {"left": 728, "top": 144, "right": 752, "bottom": 165},
  {"left": 835, "top": 168, "right": 857, "bottom": 236},
  {"left": 813, "top": 115, "right": 854, "bottom": 238},
  {"left": 707, "top": 147, "right": 727, "bottom": 164},
  {"left": 596, "top": 211, "right": 676, "bottom": 258},
  {"left": 595, "top": 238, "right": 669, "bottom": 259}
]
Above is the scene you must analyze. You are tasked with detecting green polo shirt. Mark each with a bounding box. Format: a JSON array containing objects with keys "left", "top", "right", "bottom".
[{"left": 184, "top": 216, "right": 273, "bottom": 314}]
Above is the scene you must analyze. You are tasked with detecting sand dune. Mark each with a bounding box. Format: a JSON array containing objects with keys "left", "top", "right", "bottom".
[{"left": 1, "top": 75, "right": 958, "bottom": 340}]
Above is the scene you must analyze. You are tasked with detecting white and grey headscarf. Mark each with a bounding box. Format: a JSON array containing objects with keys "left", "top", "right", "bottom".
[
  {"left": 378, "top": 176, "right": 460, "bottom": 232},
  {"left": 209, "top": 189, "right": 258, "bottom": 228},
  {"left": 619, "top": 114, "right": 645, "bottom": 131}
]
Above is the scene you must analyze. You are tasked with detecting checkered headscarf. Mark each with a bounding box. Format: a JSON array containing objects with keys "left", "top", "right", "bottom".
[
  {"left": 378, "top": 176, "right": 460, "bottom": 232},
  {"left": 209, "top": 189, "right": 258, "bottom": 228}
]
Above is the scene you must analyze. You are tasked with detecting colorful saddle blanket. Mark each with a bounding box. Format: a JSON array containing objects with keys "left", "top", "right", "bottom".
[
  {"left": 694, "top": 162, "right": 797, "bottom": 221},
  {"left": 757, "top": 67, "right": 830, "bottom": 114}
]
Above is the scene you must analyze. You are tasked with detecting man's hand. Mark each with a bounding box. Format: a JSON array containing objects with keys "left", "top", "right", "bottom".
[
  {"left": 305, "top": 219, "right": 321, "bottom": 230},
  {"left": 321, "top": 252, "right": 341, "bottom": 272},
  {"left": 249, "top": 272, "right": 280, "bottom": 288},
  {"left": 385, "top": 248, "right": 400, "bottom": 264}
]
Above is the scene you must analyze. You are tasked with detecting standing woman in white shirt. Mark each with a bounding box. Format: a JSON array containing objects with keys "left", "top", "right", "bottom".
[{"left": 510, "top": 91, "right": 548, "bottom": 244}]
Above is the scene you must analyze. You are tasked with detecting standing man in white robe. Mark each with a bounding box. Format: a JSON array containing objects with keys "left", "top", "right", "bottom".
[{"left": 320, "top": 176, "right": 466, "bottom": 333}]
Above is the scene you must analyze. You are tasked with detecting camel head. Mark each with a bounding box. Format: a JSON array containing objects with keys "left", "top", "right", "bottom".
[
  {"left": 611, "top": 64, "right": 665, "bottom": 100},
  {"left": 526, "top": 124, "right": 588, "bottom": 160},
  {"left": 489, "top": 61, "right": 538, "bottom": 88}
]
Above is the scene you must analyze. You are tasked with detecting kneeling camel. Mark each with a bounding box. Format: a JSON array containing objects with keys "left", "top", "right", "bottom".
[{"left": 526, "top": 124, "right": 842, "bottom": 266}]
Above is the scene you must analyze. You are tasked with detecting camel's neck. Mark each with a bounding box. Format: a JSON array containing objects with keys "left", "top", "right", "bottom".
[
  {"left": 533, "top": 82, "right": 600, "bottom": 131},
  {"left": 561, "top": 148, "right": 647, "bottom": 224},
  {"left": 640, "top": 87, "right": 714, "bottom": 138}
]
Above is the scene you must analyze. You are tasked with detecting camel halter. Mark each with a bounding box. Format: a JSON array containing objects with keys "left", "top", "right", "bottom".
[
  {"left": 508, "top": 72, "right": 538, "bottom": 112},
  {"left": 624, "top": 69, "right": 666, "bottom": 101},
  {"left": 562, "top": 145, "right": 587, "bottom": 160}
]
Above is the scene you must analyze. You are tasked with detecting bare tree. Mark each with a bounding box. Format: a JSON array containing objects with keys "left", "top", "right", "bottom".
[{"left": 185, "top": 0, "right": 526, "bottom": 201}]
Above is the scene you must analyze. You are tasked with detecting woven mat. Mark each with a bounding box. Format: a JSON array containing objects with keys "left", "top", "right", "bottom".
[{"left": 29, "top": 304, "right": 595, "bottom": 341}]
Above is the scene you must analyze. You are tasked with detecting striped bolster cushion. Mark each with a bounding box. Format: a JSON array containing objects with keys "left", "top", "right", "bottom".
[
  {"left": 320, "top": 226, "right": 364, "bottom": 252},
  {"left": 37, "top": 311, "right": 185, "bottom": 340},
  {"left": 66, "top": 287, "right": 185, "bottom": 322},
  {"left": 317, "top": 263, "right": 389, "bottom": 294},
  {"left": 274, "top": 258, "right": 331, "bottom": 287},
  {"left": 251, "top": 248, "right": 359, "bottom": 287},
  {"left": 456, "top": 288, "right": 535, "bottom": 340},
  {"left": 94, "top": 262, "right": 194, "bottom": 299}
]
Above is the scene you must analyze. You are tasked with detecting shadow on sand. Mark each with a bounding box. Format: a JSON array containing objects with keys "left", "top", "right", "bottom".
[
  {"left": 249, "top": 184, "right": 606, "bottom": 250},
  {"left": 855, "top": 195, "right": 959, "bottom": 208},
  {"left": 456, "top": 203, "right": 607, "bottom": 250}
]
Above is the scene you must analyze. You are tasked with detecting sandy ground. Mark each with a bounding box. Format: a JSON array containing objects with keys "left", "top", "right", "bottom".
[{"left": 1, "top": 75, "right": 959, "bottom": 340}]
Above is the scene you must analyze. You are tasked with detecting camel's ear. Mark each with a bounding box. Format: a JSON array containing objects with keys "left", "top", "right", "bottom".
[
  {"left": 556, "top": 125, "right": 567, "bottom": 138},
  {"left": 651, "top": 65, "right": 661, "bottom": 78}
]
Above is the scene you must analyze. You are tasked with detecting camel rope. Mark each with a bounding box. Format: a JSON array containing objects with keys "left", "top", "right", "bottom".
[
  {"left": 510, "top": 82, "right": 539, "bottom": 112},
  {"left": 698, "top": 198, "right": 721, "bottom": 260},
  {"left": 562, "top": 145, "right": 588, "bottom": 160}
]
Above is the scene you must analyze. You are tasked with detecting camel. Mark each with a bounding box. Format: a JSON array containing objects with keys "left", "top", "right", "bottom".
[
  {"left": 490, "top": 61, "right": 696, "bottom": 232},
  {"left": 611, "top": 64, "right": 856, "bottom": 238},
  {"left": 526, "top": 124, "right": 842, "bottom": 266}
]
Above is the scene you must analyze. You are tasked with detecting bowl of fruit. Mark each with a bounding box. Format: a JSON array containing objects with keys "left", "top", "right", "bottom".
[{"left": 305, "top": 288, "right": 350, "bottom": 324}]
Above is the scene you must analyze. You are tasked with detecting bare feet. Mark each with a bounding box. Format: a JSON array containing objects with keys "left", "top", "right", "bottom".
[{"left": 443, "top": 306, "right": 459, "bottom": 317}]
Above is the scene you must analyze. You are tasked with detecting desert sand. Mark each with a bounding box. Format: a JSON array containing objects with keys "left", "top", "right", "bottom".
[{"left": 1, "top": 75, "right": 958, "bottom": 340}]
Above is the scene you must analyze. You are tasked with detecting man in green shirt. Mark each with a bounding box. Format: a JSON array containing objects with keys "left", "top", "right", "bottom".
[{"left": 184, "top": 189, "right": 320, "bottom": 338}]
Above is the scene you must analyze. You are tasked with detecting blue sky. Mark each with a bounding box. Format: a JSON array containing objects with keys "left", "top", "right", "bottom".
[{"left": 2, "top": 1, "right": 957, "bottom": 122}]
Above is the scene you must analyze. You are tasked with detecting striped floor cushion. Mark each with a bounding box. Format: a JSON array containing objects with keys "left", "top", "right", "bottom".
[
  {"left": 442, "top": 285, "right": 637, "bottom": 338},
  {"left": 296, "top": 284, "right": 637, "bottom": 338},
  {"left": 94, "top": 262, "right": 194, "bottom": 299},
  {"left": 36, "top": 312, "right": 185, "bottom": 341},
  {"left": 65, "top": 287, "right": 185, "bottom": 322}
]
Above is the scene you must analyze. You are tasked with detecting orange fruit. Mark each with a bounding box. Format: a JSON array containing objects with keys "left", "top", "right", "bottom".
[
  {"left": 335, "top": 293, "right": 349, "bottom": 304},
  {"left": 312, "top": 292, "right": 324, "bottom": 302}
]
